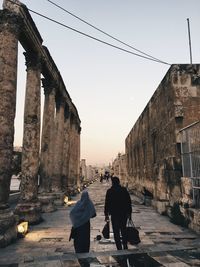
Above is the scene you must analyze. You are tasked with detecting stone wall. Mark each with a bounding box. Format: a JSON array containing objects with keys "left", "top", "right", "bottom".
[{"left": 125, "top": 64, "right": 200, "bottom": 228}]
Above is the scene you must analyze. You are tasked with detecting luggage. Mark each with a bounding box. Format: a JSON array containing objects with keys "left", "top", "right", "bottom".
[{"left": 126, "top": 219, "right": 141, "bottom": 245}]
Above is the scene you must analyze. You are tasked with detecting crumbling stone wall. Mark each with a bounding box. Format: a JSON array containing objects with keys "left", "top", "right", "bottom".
[{"left": 126, "top": 64, "right": 200, "bottom": 217}]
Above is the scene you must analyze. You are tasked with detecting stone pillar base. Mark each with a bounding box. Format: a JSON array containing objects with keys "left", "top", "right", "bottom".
[
  {"left": 15, "top": 202, "right": 42, "bottom": 225},
  {"left": 0, "top": 208, "right": 17, "bottom": 248},
  {"left": 38, "top": 194, "right": 56, "bottom": 213},
  {"left": 52, "top": 192, "right": 65, "bottom": 206}
]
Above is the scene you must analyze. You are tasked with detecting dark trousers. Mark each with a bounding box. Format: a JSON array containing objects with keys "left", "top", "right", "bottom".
[
  {"left": 74, "top": 221, "right": 90, "bottom": 253},
  {"left": 111, "top": 215, "right": 128, "bottom": 250}
]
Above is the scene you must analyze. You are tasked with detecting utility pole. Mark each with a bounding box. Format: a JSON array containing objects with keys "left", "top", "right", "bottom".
[{"left": 187, "top": 18, "right": 193, "bottom": 64}]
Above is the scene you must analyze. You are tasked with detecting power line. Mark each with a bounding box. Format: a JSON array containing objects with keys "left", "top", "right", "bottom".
[
  {"left": 29, "top": 9, "right": 169, "bottom": 64},
  {"left": 6, "top": 0, "right": 170, "bottom": 65},
  {"left": 47, "top": 0, "right": 169, "bottom": 65}
]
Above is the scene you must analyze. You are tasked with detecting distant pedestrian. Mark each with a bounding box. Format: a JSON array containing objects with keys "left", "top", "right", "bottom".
[
  {"left": 69, "top": 190, "right": 96, "bottom": 253},
  {"left": 100, "top": 174, "right": 103, "bottom": 183},
  {"left": 104, "top": 171, "right": 110, "bottom": 182},
  {"left": 104, "top": 176, "right": 132, "bottom": 250},
  {"left": 141, "top": 186, "right": 153, "bottom": 205}
]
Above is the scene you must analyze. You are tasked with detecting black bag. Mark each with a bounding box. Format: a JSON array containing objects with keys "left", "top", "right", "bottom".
[
  {"left": 126, "top": 219, "right": 141, "bottom": 245},
  {"left": 102, "top": 221, "right": 110, "bottom": 239},
  {"left": 69, "top": 227, "right": 75, "bottom": 241}
]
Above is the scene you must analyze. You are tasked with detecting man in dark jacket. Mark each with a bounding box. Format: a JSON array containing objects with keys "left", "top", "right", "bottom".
[{"left": 104, "top": 176, "right": 132, "bottom": 250}]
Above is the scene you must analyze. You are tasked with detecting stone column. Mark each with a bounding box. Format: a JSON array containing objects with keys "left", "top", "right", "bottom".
[
  {"left": 73, "top": 122, "right": 79, "bottom": 191},
  {"left": 38, "top": 79, "right": 56, "bottom": 212},
  {"left": 39, "top": 78, "right": 51, "bottom": 192},
  {"left": 67, "top": 113, "right": 77, "bottom": 195},
  {"left": 48, "top": 88, "right": 56, "bottom": 186},
  {"left": 61, "top": 104, "right": 70, "bottom": 194},
  {"left": 51, "top": 94, "right": 65, "bottom": 204},
  {"left": 15, "top": 51, "right": 42, "bottom": 224},
  {"left": 0, "top": 10, "right": 22, "bottom": 247},
  {"left": 76, "top": 125, "right": 81, "bottom": 190}
]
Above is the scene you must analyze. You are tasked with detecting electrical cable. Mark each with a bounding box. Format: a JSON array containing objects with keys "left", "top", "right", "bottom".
[
  {"left": 29, "top": 8, "right": 170, "bottom": 64},
  {"left": 47, "top": 0, "right": 169, "bottom": 65},
  {"left": 6, "top": 0, "right": 170, "bottom": 65}
]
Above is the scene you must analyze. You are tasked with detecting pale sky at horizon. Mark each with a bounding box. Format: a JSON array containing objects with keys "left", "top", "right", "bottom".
[{"left": 1, "top": 0, "right": 200, "bottom": 166}]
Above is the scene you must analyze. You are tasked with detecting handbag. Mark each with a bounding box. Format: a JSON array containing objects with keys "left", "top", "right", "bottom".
[
  {"left": 102, "top": 221, "right": 110, "bottom": 239},
  {"left": 69, "top": 227, "right": 75, "bottom": 241},
  {"left": 126, "top": 219, "right": 141, "bottom": 245}
]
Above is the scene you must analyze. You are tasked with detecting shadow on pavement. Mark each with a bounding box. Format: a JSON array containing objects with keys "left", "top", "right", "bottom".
[{"left": 78, "top": 253, "right": 162, "bottom": 267}]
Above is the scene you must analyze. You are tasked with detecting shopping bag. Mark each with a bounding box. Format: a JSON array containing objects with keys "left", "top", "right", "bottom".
[
  {"left": 126, "top": 219, "right": 140, "bottom": 245},
  {"left": 102, "top": 221, "right": 110, "bottom": 239}
]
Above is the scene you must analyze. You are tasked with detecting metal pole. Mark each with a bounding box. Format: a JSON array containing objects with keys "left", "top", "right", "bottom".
[{"left": 187, "top": 18, "right": 193, "bottom": 64}]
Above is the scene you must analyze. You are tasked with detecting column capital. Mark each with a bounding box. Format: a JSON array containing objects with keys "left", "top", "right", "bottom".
[
  {"left": 78, "top": 125, "right": 81, "bottom": 134},
  {"left": 64, "top": 103, "right": 70, "bottom": 120},
  {"left": 0, "top": 10, "right": 23, "bottom": 36},
  {"left": 55, "top": 92, "right": 65, "bottom": 110},
  {"left": 75, "top": 121, "right": 81, "bottom": 133},
  {"left": 41, "top": 78, "right": 57, "bottom": 96},
  {"left": 70, "top": 112, "right": 75, "bottom": 125},
  {"left": 23, "top": 51, "right": 41, "bottom": 71},
  {"left": 69, "top": 114, "right": 80, "bottom": 134}
]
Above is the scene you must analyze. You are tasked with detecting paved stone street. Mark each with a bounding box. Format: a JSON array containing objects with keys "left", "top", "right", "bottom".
[{"left": 1, "top": 180, "right": 200, "bottom": 266}]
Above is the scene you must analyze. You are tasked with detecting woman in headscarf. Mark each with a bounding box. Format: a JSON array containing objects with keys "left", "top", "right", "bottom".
[{"left": 69, "top": 190, "right": 96, "bottom": 253}]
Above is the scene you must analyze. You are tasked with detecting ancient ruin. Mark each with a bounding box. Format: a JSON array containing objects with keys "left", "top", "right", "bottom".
[
  {"left": 126, "top": 64, "right": 200, "bottom": 232},
  {"left": 0, "top": 0, "right": 81, "bottom": 247},
  {"left": 112, "top": 153, "right": 128, "bottom": 187}
]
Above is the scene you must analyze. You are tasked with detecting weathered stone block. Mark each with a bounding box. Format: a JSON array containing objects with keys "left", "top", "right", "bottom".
[{"left": 14, "top": 202, "right": 42, "bottom": 224}]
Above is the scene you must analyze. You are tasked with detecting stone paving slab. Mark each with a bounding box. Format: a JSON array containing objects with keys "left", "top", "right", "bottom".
[{"left": 1, "top": 180, "right": 200, "bottom": 266}]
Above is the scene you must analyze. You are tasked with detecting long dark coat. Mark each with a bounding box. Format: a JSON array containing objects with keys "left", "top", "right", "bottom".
[{"left": 104, "top": 184, "right": 132, "bottom": 218}]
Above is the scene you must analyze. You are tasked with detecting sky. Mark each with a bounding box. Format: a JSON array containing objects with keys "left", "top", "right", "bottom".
[{"left": 1, "top": 0, "right": 200, "bottom": 166}]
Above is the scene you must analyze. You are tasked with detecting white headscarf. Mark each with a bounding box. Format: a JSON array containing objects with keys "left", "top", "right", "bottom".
[{"left": 70, "top": 190, "right": 96, "bottom": 228}]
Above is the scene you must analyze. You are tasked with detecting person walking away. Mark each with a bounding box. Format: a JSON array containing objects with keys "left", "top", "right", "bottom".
[
  {"left": 100, "top": 174, "right": 103, "bottom": 183},
  {"left": 104, "top": 176, "right": 132, "bottom": 250},
  {"left": 104, "top": 171, "right": 110, "bottom": 182},
  {"left": 70, "top": 190, "right": 96, "bottom": 253}
]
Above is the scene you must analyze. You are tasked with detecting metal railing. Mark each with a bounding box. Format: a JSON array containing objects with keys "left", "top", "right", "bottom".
[{"left": 180, "top": 121, "right": 200, "bottom": 208}]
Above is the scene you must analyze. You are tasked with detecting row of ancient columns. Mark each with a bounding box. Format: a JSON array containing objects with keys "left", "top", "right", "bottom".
[
  {"left": 0, "top": 10, "right": 21, "bottom": 248},
  {"left": 0, "top": 10, "right": 81, "bottom": 247}
]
